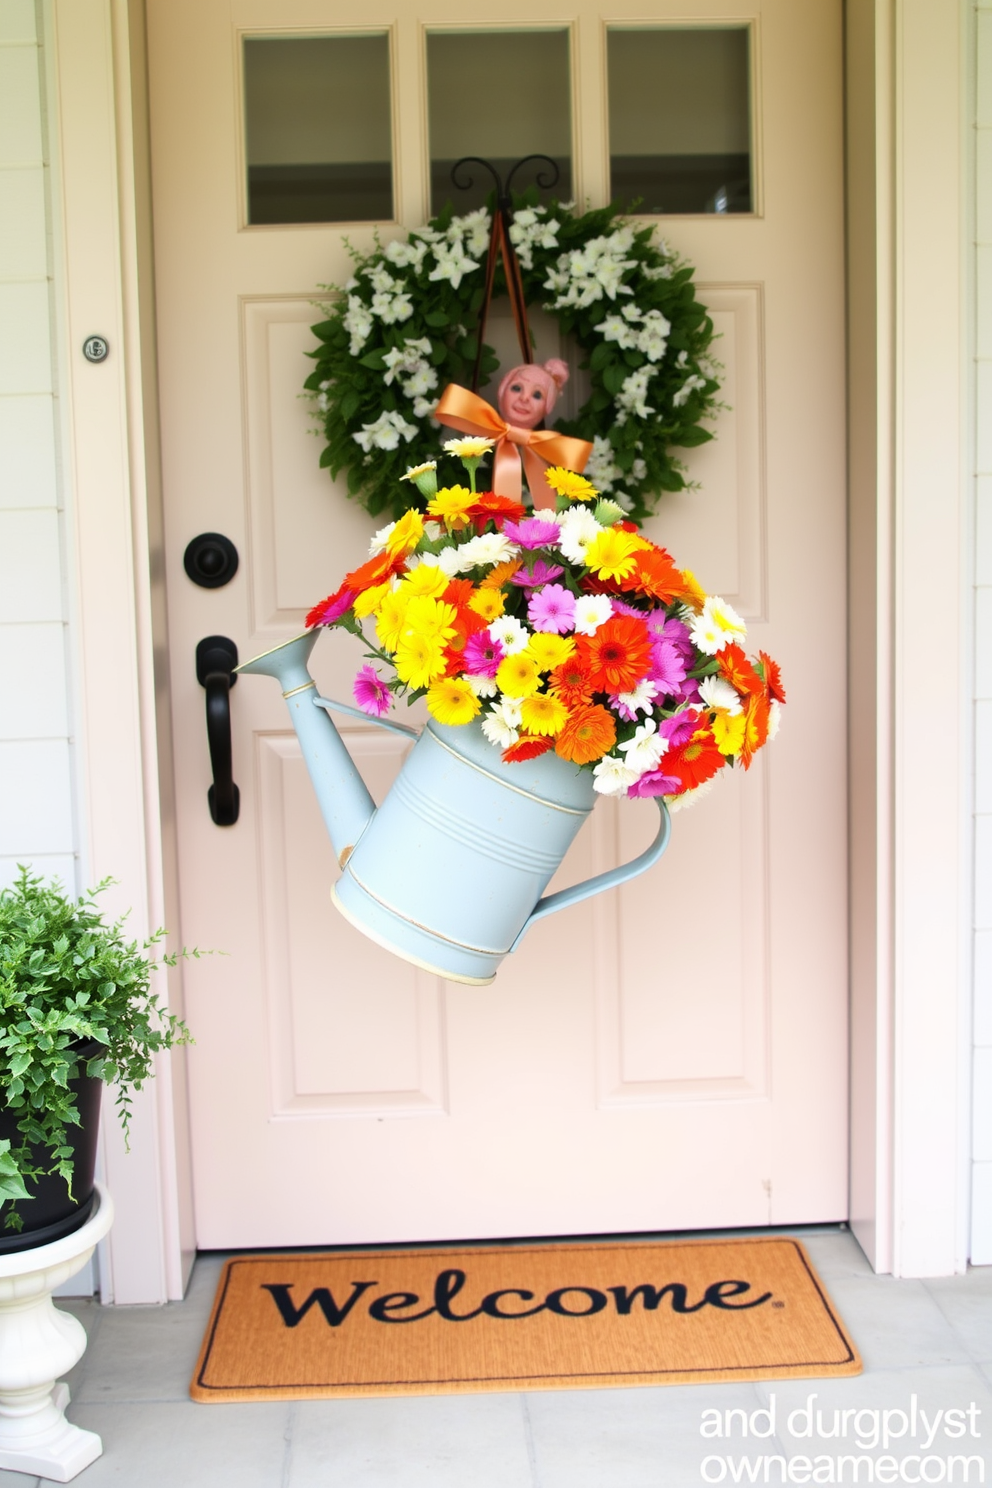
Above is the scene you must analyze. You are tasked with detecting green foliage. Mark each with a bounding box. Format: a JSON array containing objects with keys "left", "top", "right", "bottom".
[
  {"left": 0, "top": 868, "right": 194, "bottom": 1230},
  {"left": 306, "top": 195, "right": 720, "bottom": 526}
]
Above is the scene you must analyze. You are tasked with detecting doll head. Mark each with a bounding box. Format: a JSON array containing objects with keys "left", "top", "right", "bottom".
[{"left": 497, "top": 358, "right": 570, "bottom": 430}]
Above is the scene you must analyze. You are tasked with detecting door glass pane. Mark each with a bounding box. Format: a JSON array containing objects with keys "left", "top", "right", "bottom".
[
  {"left": 427, "top": 30, "right": 571, "bottom": 215},
  {"left": 607, "top": 28, "right": 751, "bottom": 214},
  {"left": 243, "top": 34, "right": 393, "bottom": 225}
]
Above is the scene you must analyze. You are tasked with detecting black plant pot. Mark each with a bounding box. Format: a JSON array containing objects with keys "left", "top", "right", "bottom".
[{"left": 0, "top": 1038, "right": 104, "bottom": 1254}]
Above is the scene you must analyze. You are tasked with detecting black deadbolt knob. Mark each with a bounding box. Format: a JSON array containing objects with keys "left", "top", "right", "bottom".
[{"left": 184, "top": 533, "right": 239, "bottom": 589}]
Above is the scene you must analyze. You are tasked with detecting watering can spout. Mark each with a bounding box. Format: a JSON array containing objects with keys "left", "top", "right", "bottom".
[{"left": 235, "top": 632, "right": 377, "bottom": 865}]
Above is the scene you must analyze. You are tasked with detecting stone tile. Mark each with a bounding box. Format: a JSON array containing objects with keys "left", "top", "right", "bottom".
[
  {"left": 62, "top": 1400, "right": 292, "bottom": 1488},
  {"left": 72, "top": 1254, "right": 227, "bottom": 1405},
  {"left": 795, "top": 1229, "right": 875, "bottom": 1281},
  {"left": 925, "top": 1269, "right": 992, "bottom": 1361},
  {"left": 820, "top": 1276, "right": 971, "bottom": 1371},
  {"left": 287, "top": 1391, "right": 533, "bottom": 1488},
  {"left": 524, "top": 1382, "right": 767, "bottom": 1488}
]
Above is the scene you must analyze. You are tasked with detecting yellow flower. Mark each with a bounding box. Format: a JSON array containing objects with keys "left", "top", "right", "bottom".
[
  {"left": 583, "top": 527, "right": 650, "bottom": 582},
  {"left": 352, "top": 582, "right": 390, "bottom": 619},
  {"left": 545, "top": 467, "right": 599, "bottom": 502},
  {"left": 402, "top": 596, "right": 457, "bottom": 643},
  {"left": 394, "top": 632, "right": 448, "bottom": 688},
  {"left": 520, "top": 692, "right": 568, "bottom": 736},
  {"left": 426, "top": 676, "right": 481, "bottom": 726},
  {"left": 495, "top": 654, "right": 540, "bottom": 699},
  {"left": 375, "top": 590, "right": 410, "bottom": 651},
  {"left": 401, "top": 563, "right": 449, "bottom": 599},
  {"left": 384, "top": 508, "right": 424, "bottom": 556},
  {"left": 468, "top": 588, "right": 505, "bottom": 622},
  {"left": 427, "top": 485, "right": 476, "bottom": 530},
  {"left": 442, "top": 437, "right": 495, "bottom": 459},
  {"left": 526, "top": 633, "right": 575, "bottom": 672},
  {"left": 712, "top": 711, "right": 747, "bottom": 757},
  {"left": 679, "top": 567, "right": 708, "bottom": 612}
]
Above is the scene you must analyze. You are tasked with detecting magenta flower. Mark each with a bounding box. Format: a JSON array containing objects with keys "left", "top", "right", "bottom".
[
  {"left": 628, "top": 769, "right": 682, "bottom": 798},
  {"left": 511, "top": 559, "right": 565, "bottom": 589},
  {"left": 463, "top": 631, "right": 504, "bottom": 677},
  {"left": 306, "top": 585, "right": 356, "bottom": 628},
  {"left": 648, "top": 639, "right": 688, "bottom": 698},
  {"left": 610, "top": 598, "right": 647, "bottom": 620},
  {"left": 650, "top": 613, "right": 694, "bottom": 665},
  {"left": 527, "top": 583, "right": 577, "bottom": 634},
  {"left": 503, "top": 517, "right": 561, "bottom": 549},
  {"left": 353, "top": 664, "right": 392, "bottom": 718},
  {"left": 659, "top": 710, "right": 700, "bottom": 748}
]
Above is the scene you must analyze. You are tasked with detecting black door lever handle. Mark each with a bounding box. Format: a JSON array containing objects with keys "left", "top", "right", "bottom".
[{"left": 196, "top": 636, "right": 240, "bottom": 826}]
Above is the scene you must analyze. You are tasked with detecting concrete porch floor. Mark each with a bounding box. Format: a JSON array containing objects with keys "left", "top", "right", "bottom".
[{"left": 8, "top": 1227, "right": 992, "bottom": 1487}]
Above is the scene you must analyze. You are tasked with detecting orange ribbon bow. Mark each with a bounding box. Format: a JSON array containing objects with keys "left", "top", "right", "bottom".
[{"left": 434, "top": 384, "right": 593, "bottom": 512}]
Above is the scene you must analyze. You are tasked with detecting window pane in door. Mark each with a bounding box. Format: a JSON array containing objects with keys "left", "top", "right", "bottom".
[
  {"left": 607, "top": 28, "right": 751, "bottom": 214},
  {"left": 244, "top": 34, "right": 393, "bottom": 225},
  {"left": 427, "top": 30, "right": 571, "bottom": 215}
]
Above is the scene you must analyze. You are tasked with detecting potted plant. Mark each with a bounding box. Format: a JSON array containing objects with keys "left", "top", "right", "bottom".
[{"left": 0, "top": 867, "right": 192, "bottom": 1251}]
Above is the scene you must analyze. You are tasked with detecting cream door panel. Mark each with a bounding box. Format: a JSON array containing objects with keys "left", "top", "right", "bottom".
[{"left": 149, "top": 0, "right": 847, "bottom": 1247}]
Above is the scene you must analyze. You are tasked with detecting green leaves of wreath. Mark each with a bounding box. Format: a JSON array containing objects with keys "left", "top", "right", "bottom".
[{"left": 305, "top": 196, "right": 720, "bottom": 525}]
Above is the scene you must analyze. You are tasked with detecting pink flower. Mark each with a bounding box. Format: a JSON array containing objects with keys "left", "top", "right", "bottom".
[
  {"left": 648, "top": 639, "right": 688, "bottom": 698},
  {"left": 503, "top": 518, "right": 561, "bottom": 549},
  {"left": 511, "top": 559, "right": 565, "bottom": 589},
  {"left": 627, "top": 769, "right": 682, "bottom": 798},
  {"left": 463, "top": 631, "right": 505, "bottom": 677},
  {"left": 527, "top": 583, "right": 577, "bottom": 634},
  {"left": 659, "top": 710, "right": 700, "bottom": 748},
  {"left": 306, "top": 584, "right": 356, "bottom": 627},
  {"left": 353, "top": 664, "right": 391, "bottom": 717}
]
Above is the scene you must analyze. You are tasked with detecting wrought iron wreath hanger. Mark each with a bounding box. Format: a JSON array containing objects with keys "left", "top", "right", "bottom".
[{"left": 449, "top": 154, "right": 561, "bottom": 392}]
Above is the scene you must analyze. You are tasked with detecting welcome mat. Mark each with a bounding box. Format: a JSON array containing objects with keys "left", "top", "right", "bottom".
[{"left": 191, "top": 1237, "right": 861, "bottom": 1401}]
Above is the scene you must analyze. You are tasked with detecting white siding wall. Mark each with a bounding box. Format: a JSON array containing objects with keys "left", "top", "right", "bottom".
[
  {"left": 0, "top": 0, "right": 78, "bottom": 895},
  {"left": 973, "top": 0, "right": 992, "bottom": 1263}
]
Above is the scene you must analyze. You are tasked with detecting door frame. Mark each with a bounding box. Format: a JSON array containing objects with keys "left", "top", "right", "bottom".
[{"left": 42, "top": 0, "right": 971, "bottom": 1299}]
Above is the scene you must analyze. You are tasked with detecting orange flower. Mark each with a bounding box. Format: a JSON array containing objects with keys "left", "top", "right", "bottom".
[
  {"left": 663, "top": 724, "right": 724, "bottom": 792},
  {"left": 480, "top": 558, "right": 523, "bottom": 589},
  {"left": 344, "top": 549, "right": 407, "bottom": 593},
  {"left": 620, "top": 546, "right": 689, "bottom": 605},
  {"left": 578, "top": 615, "right": 653, "bottom": 694},
  {"left": 718, "top": 643, "right": 765, "bottom": 698},
  {"left": 758, "top": 651, "right": 787, "bottom": 704},
  {"left": 739, "top": 694, "right": 771, "bottom": 770},
  {"left": 555, "top": 704, "right": 617, "bottom": 764},
  {"left": 502, "top": 734, "right": 554, "bottom": 763},
  {"left": 439, "top": 578, "right": 487, "bottom": 652},
  {"left": 548, "top": 656, "right": 594, "bottom": 709},
  {"left": 467, "top": 493, "right": 527, "bottom": 531}
]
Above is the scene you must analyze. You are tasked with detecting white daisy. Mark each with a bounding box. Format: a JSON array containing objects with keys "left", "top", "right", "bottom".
[
  {"left": 768, "top": 700, "right": 783, "bottom": 740},
  {"left": 457, "top": 533, "right": 517, "bottom": 569},
  {"left": 557, "top": 506, "right": 604, "bottom": 565},
  {"left": 697, "top": 676, "right": 743, "bottom": 716},
  {"left": 466, "top": 674, "right": 499, "bottom": 699},
  {"left": 488, "top": 616, "right": 530, "bottom": 655},
  {"left": 689, "top": 596, "right": 748, "bottom": 656},
  {"left": 618, "top": 718, "right": 667, "bottom": 774},
  {"left": 614, "top": 679, "right": 659, "bottom": 717},
  {"left": 572, "top": 595, "right": 614, "bottom": 636},
  {"left": 592, "top": 755, "right": 639, "bottom": 796},
  {"left": 368, "top": 520, "right": 396, "bottom": 556}
]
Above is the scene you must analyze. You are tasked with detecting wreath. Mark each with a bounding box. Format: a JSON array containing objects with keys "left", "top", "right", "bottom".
[{"left": 305, "top": 197, "right": 720, "bottom": 525}]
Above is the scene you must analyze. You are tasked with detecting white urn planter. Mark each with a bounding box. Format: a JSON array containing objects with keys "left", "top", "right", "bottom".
[{"left": 0, "top": 1182, "right": 113, "bottom": 1481}]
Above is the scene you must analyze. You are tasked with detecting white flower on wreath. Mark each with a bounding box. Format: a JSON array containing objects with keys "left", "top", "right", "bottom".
[
  {"left": 429, "top": 240, "right": 480, "bottom": 290},
  {"left": 365, "top": 264, "right": 400, "bottom": 294},
  {"left": 402, "top": 365, "right": 439, "bottom": 399},
  {"left": 343, "top": 295, "right": 374, "bottom": 355},
  {"left": 673, "top": 373, "right": 708, "bottom": 408},
  {"left": 584, "top": 435, "right": 623, "bottom": 493},
  {"left": 614, "top": 367, "right": 656, "bottom": 425},
  {"left": 448, "top": 208, "right": 491, "bottom": 257},
  {"left": 412, "top": 396, "right": 438, "bottom": 420},
  {"left": 544, "top": 230, "right": 637, "bottom": 311},
  {"left": 509, "top": 206, "right": 560, "bottom": 270},
  {"left": 352, "top": 410, "right": 418, "bottom": 453},
  {"left": 384, "top": 238, "right": 429, "bottom": 271},
  {"left": 381, "top": 338, "right": 432, "bottom": 387},
  {"left": 371, "top": 290, "right": 413, "bottom": 325}
]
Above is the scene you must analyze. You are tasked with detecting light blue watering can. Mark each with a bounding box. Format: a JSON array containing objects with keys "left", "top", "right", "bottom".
[{"left": 237, "top": 632, "right": 671, "bottom": 985}]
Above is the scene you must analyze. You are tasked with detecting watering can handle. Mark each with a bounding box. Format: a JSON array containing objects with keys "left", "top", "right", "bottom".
[
  {"left": 509, "top": 798, "right": 671, "bottom": 954},
  {"left": 313, "top": 695, "right": 421, "bottom": 741}
]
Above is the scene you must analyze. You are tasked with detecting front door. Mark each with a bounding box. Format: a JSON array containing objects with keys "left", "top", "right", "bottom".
[{"left": 147, "top": 0, "right": 848, "bottom": 1247}]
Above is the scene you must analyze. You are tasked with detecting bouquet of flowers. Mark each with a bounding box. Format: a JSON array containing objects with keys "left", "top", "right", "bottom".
[{"left": 306, "top": 442, "right": 785, "bottom": 810}]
